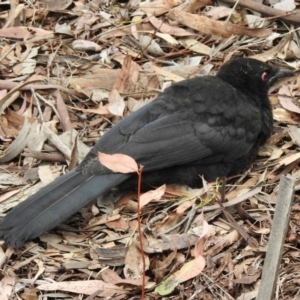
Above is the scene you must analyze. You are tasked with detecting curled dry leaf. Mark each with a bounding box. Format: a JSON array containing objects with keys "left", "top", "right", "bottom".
[
  {"left": 278, "top": 85, "right": 300, "bottom": 114},
  {"left": 193, "top": 212, "right": 215, "bottom": 256},
  {"left": 178, "top": 38, "right": 211, "bottom": 55},
  {"left": 168, "top": 9, "right": 273, "bottom": 38},
  {"left": 155, "top": 255, "right": 206, "bottom": 295},
  {"left": 140, "top": 184, "right": 166, "bottom": 209},
  {"left": 101, "top": 268, "right": 150, "bottom": 286},
  {"left": 146, "top": 14, "right": 194, "bottom": 37},
  {"left": 140, "top": 0, "right": 184, "bottom": 16},
  {"left": 203, "top": 6, "right": 235, "bottom": 20},
  {"left": 273, "top": 0, "right": 296, "bottom": 11},
  {"left": 138, "top": 35, "right": 165, "bottom": 56},
  {"left": 13, "top": 59, "right": 36, "bottom": 76},
  {"left": 151, "top": 64, "right": 185, "bottom": 82},
  {"left": 288, "top": 125, "right": 300, "bottom": 147},
  {"left": 142, "top": 234, "right": 199, "bottom": 253},
  {"left": 107, "top": 89, "right": 125, "bottom": 116},
  {"left": 0, "top": 119, "right": 40, "bottom": 163},
  {"left": 72, "top": 40, "right": 102, "bottom": 52},
  {"left": 0, "top": 276, "right": 16, "bottom": 300},
  {"left": 37, "top": 280, "right": 126, "bottom": 297},
  {"left": 113, "top": 55, "right": 140, "bottom": 93},
  {"left": 38, "top": 0, "right": 72, "bottom": 10},
  {"left": 67, "top": 105, "right": 110, "bottom": 115},
  {"left": 273, "top": 108, "right": 298, "bottom": 124},
  {"left": 98, "top": 152, "right": 139, "bottom": 174},
  {"left": 277, "top": 152, "right": 300, "bottom": 168},
  {"left": 124, "top": 241, "right": 150, "bottom": 279}
]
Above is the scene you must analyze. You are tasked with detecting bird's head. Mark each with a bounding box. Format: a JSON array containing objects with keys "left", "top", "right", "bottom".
[{"left": 216, "top": 58, "right": 295, "bottom": 100}]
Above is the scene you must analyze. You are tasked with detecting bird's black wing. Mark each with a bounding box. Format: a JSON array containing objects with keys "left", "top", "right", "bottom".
[{"left": 79, "top": 76, "right": 262, "bottom": 175}]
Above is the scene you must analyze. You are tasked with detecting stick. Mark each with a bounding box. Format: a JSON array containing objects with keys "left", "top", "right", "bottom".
[{"left": 257, "top": 175, "right": 295, "bottom": 300}]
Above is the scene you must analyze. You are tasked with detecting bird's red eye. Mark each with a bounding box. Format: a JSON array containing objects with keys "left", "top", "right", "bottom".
[{"left": 261, "top": 71, "right": 268, "bottom": 81}]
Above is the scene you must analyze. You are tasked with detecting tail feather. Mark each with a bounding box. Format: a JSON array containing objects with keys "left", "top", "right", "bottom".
[{"left": 0, "top": 170, "right": 127, "bottom": 248}]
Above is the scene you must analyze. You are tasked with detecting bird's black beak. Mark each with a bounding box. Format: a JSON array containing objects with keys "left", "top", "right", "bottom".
[
  {"left": 268, "top": 68, "right": 295, "bottom": 87},
  {"left": 274, "top": 68, "right": 295, "bottom": 79}
]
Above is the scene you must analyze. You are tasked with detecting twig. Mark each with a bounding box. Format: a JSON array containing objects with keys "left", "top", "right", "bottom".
[
  {"left": 143, "top": 212, "right": 167, "bottom": 233},
  {"left": 157, "top": 207, "right": 196, "bottom": 236},
  {"left": 0, "top": 79, "right": 75, "bottom": 94},
  {"left": 199, "top": 182, "right": 263, "bottom": 212},
  {"left": 22, "top": 149, "right": 65, "bottom": 163},
  {"left": 183, "top": 204, "right": 198, "bottom": 233},
  {"left": 35, "top": 92, "right": 61, "bottom": 122},
  {"left": 137, "top": 165, "right": 145, "bottom": 299},
  {"left": 42, "top": 123, "right": 71, "bottom": 160},
  {"left": 216, "top": 179, "right": 259, "bottom": 248},
  {"left": 30, "top": 87, "right": 44, "bottom": 122}
]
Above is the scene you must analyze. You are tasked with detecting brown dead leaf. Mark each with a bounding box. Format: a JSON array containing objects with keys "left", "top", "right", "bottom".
[
  {"left": 151, "top": 64, "right": 185, "bottom": 82},
  {"left": 0, "top": 76, "right": 45, "bottom": 114},
  {"left": 273, "top": 108, "right": 299, "bottom": 124},
  {"left": 252, "top": 34, "right": 291, "bottom": 61},
  {"left": 226, "top": 177, "right": 259, "bottom": 201},
  {"left": 234, "top": 272, "right": 261, "bottom": 284},
  {"left": 154, "top": 251, "right": 178, "bottom": 281},
  {"left": 38, "top": 0, "right": 72, "bottom": 10},
  {"left": 0, "top": 276, "right": 16, "bottom": 300},
  {"left": 165, "top": 184, "right": 202, "bottom": 198},
  {"left": 86, "top": 210, "right": 120, "bottom": 228},
  {"left": 278, "top": 85, "right": 300, "bottom": 114},
  {"left": 155, "top": 255, "right": 205, "bottom": 295},
  {"left": 67, "top": 105, "right": 110, "bottom": 115},
  {"left": 98, "top": 152, "right": 139, "bottom": 174},
  {"left": 182, "top": 0, "right": 213, "bottom": 13},
  {"left": 143, "top": 234, "right": 199, "bottom": 253},
  {"left": 72, "top": 40, "right": 102, "bottom": 52},
  {"left": 20, "top": 289, "right": 38, "bottom": 300},
  {"left": 0, "top": 189, "right": 21, "bottom": 203},
  {"left": 268, "top": 146, "right": 284, "bottom": 160},
  {"left": 56, "top": 91, "right": 72, "bottom": 131},
  {"left": 146, "top": 13, "right": 195, "bottom": 37},
  {"left": 193, "top": 212, "right": 215, "bottom": 256},
  {"left": 124, "top": 241, "right": 150, "bottom": 279},
  {"left": 107, "top": 89, "right": 125, "bottom": 116},
  {"left": 0, "top": 119, "right": 41, "bottom": 163},
  {"left": 106, "top": 217, "right": 129, "bottom": 231},
  {"left": 140, "top": 0, "right": 184, "bottom": 16},
  {"left": 152, "top": 211, "right": 183, "bottom": 234},
  {"left": 204, "top": 6, "right": 234, "bottom": 20},
  {"left": 205, "top": 230, "right": 240, "bottom": 257},
  {"left": 102, "top": 268, "right": 150, "bottom": 286},
  {"left": 168, "top": 9, "right": 273, "bottom": 38},
  {"left": 0, "top": 27, "right": 41, "bottom": 39},
  {"left": 76, "top": 12, "right": 98, "bottom": 30},
  {"left": 113, "top": 55, "right": 140, "bottom": 93},
  {"left": 139, "top": 35, "right": 165, "bottom": 56},
  {"left": 37, "top": 280, "right": 126, "bottom": 297},
  {"left": 277, "top": 152, "right": 300, "bottom": 167},
  {"left": 38, "top": 165, "right": 57, "bottom": 185},
  {"left": 175, "top": 255, "right": 206, "bottom": 281},
  {"left": 140, "top": 185, "right": 166, "bottom": 209},
  {"left": 288, "top": 125, "right": 300, "bottom": 147},
  {"left": 178, "top": 38, "right": 211, "bottom": 55}
]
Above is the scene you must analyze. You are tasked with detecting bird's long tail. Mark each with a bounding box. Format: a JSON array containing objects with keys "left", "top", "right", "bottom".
[{"left": 0, "top": 170, "right": 127, "bottom": 248}]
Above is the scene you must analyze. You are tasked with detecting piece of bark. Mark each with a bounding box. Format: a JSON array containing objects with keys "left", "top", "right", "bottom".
[{"left": 257, "top": 175, "right": 295, "bottom": 300}]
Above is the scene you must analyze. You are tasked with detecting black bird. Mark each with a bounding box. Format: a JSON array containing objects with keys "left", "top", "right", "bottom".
[{"left": 0, "top": 58, "right": 294, "bottom": 248}]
